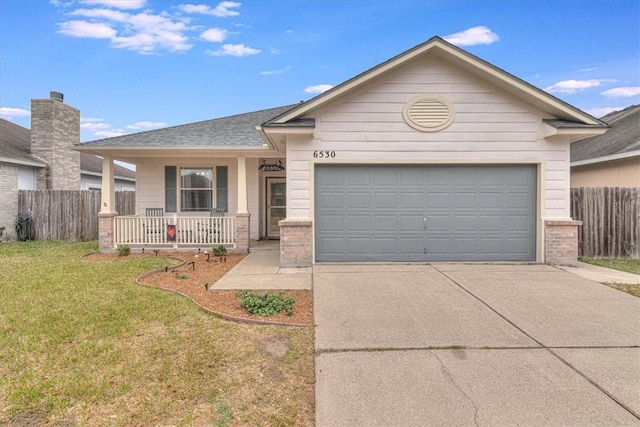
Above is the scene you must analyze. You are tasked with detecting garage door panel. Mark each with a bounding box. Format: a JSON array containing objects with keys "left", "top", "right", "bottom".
[
  {"left": 427, "top": 215, "right": 451, "bottom": 232},
  {"left": 346, "top": 192, "right": 371, "bottom": 209},
  {"left": 315, "top": 165, "right": 536, "bottom": 262},
  {"left": 373, "top": 192, "right": 398, "bottom": 208},
  {"left": 479, "top": 192, "right": 504, "bottom": 208},
  {"left": 453, "top": 192, "right": 478, "bottom": 208},
  {"left": 427, "top": 193, "right": 452, "bottom": 209},
  {"left": 346, "top": 215, "right": 371, "bottom": 231},
  {"left": 374, "top": 215, "right": 398, "bottom": 231},
  {"left": 400, "top": 192, "right": 425, "bottom": 208},
  {"left": 399, "top": 215, "right": 424, "bottom": 231},
  {"left": 453, "top": 215, "right": 478, "bottom": 231},
  {"left": 479, "top": 215, "right": 504, "bottom": 231}
]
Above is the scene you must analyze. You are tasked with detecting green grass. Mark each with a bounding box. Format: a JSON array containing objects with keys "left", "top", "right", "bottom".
[
  {"left": 580, "top": 258, "right": 640, "bottom": 275},
  {"left": 0, "top": 241, "right": 314, "bottom": 426},
  {"left": 581, "top": 258, "right": 640, "bottom": 297}
]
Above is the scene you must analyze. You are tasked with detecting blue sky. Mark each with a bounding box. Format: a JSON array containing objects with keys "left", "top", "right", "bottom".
[{"left": 1, "top": 0, "right": 639, "bottom": 143}]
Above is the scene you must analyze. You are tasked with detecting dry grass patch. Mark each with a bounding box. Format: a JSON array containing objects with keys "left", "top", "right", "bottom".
[{"left": 0, "top": 242, "right": 314, "bottom": 426}]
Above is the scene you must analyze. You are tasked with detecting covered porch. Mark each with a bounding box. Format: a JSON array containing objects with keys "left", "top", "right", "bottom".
[{"left": 97, "top": 154, "right": 256, "bottom": 252}]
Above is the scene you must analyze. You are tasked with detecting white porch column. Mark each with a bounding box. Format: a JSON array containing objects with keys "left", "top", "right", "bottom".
[
  {"left": 98, "top": 155, "right": 117, "bottom": 252},
  {"left": 237, "top": 156, "right": 248, "bottom": 214},
  {"left": 100, "top": 155, "right": 116, "bottom": 214},
  {"left": 235, "top": 156, "right": 250, "bottom": 251}
]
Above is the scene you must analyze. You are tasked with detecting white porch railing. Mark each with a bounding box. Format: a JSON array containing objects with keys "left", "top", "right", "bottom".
[{"left": 114, "top": 215, "right": 236, "bottom": 247}]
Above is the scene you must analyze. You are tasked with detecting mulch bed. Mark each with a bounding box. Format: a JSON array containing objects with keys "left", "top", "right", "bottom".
[{"left": 83, "top": 251, "right": 313, "bottom": 326}]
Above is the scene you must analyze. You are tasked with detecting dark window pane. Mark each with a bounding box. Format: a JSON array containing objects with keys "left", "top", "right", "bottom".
[
  {"left": 181, "top": 189, "right": 212, "bottom": 211},
  {"left": 165, "top": 166, "right": 177, "bottom": 212},
  {"left": 216, "top": 166, "right": 228, "bottom": 212}
]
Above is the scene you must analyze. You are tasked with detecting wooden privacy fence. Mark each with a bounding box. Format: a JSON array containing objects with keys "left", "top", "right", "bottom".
[
  {"left": 18, "top": 190, "right": 136, "bottom": 241},
  {"left": 571, "top": 187, "right": 640, "bottom": 258}
]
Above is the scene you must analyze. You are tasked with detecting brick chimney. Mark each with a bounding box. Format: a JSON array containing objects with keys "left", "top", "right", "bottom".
[{"left": 30, "top": 91, "right": 80, "bottom": 189}]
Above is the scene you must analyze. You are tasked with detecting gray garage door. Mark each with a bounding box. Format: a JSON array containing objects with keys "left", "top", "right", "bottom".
[{"left": 315, "top": 164, "right": 537, "bottom": 262}]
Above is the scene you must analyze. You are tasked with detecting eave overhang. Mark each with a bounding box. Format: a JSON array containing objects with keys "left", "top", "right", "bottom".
[
  {"left": 268, "top": 37, "right": 607, "bottom": 129},
  {"left": 571, "top": 149, "right": 640, "bottom": 167},
  {"left": 0, "top": 156, "right": 47, "bottom": 168}
]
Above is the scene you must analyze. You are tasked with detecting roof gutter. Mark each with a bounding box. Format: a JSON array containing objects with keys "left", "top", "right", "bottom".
[
  {"left": 571, "top": 149, "right": 640, "bottom": 167},
  {"left": 0, "top": 156, "right": 47, "bottom": 168}
]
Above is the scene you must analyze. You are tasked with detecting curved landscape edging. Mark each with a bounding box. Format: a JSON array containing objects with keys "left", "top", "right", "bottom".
[{"left": 82, "top": 252, "right": 310, "bottom": 327}]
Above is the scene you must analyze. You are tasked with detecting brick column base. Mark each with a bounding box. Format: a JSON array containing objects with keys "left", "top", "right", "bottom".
[
  {"left": 545, "top": 219, "right": 582, "bottom": 267},
  {"left": 235, "top": 213, "right": 250, "bottom": 252},
  {"left": 98, "top": 213, "right": 117, "bottom": 253},
  {"left": 279, "top": 219, "right": 312, "bottom": 268}
]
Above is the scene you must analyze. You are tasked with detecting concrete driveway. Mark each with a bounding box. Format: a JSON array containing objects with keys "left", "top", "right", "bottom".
[{"left": 314, "top": 264, "right": 640, "bottom": 426}]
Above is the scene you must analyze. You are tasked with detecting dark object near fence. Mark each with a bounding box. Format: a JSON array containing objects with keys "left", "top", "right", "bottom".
[
  {"left": 15, "top": 211, "right": 36, "bottom": 241},
  {"left": 0, "top": 227, "right": 5, "bottom": 243}
]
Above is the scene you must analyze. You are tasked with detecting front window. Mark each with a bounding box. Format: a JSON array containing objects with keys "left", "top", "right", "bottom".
[{"left": 180, "top": 168, "right": 212, "bottom": 211}]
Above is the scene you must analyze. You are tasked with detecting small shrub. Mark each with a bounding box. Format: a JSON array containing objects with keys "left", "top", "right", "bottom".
[
  {"left": 212, "top": 245, "right": 227, "bottom": 257},
  {"left": 236, "top": 290, "right": 295, "bottom": 316},
  {"left": 174, "top": 269, "right": 188, "bottom": 279},
  {"left": 117, "top": 244, "right": 130, "bottom": 257}
]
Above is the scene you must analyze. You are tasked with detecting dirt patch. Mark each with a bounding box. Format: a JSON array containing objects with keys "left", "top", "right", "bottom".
[{"left": 84, "top": 251, "right": 313, "bottom": 325}]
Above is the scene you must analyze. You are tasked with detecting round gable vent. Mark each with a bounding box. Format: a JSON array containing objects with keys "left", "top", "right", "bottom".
[{"left": 403, "top": 95, "right": 455, "bottom": 132}]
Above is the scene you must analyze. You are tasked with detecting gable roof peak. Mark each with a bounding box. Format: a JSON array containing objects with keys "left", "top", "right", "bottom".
[{"left": 267, "top": 35, "right": 606, "bottom": 128}]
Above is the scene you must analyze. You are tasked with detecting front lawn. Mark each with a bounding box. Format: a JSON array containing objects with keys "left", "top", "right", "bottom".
[
  {"left": 0, "top": 241, "right": 314, "bottom": 426},
  {"left": 581, "top": 258, "right": 640, "bottom": 297}
]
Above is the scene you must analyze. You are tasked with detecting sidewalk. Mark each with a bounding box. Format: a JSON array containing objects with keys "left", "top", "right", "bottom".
[
  {"left": 211, "top": 240, "right": 312, "bottom": 290},
  {"left": 558, "top": 262, "right": 640, "bottom": 285}
]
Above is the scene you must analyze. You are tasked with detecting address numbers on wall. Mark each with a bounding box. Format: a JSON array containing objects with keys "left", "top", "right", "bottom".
[{"left": 313, "top": 150, "right": 336, "bottom": 158}]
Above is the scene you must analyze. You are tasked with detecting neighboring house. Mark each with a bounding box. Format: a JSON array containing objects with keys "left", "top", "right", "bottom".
[
  {"left": 0, "top": 93, "right": 135, "bottom": 239},
  {"left": 571, "top": 105, "right": 639, "bottom": 187},
  {"left": 80, "top": 154, "right": 135, "bottom": 191},
  {"left": 76, "top": 36, "right": 608, "bottom": 267}
]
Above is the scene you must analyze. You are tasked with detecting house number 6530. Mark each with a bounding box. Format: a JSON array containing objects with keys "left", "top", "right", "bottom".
[{"left": 313, "top": 150, "right": 336, "bottom": 158}]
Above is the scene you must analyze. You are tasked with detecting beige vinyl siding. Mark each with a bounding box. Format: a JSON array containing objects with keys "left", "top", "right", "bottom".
[
  {"left": 287, "top": 56, "right": 571, "bottom": 219},
  {"left": 135, "top": 157, "right": 260, "bottom": 240},
  {"left": 571, "top": 157, "right": 640, "bottom": 187}
]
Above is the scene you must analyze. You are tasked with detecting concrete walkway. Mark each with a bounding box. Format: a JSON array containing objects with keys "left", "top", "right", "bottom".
[
  {"left": 559, "top": 261, "right": 640, "bottom": 285},
  {"left": 211, "top": 240, "right": 312, "bottom": 290},
  {"left": 314, "top": 263, "right": 640, "bottom": 426}
]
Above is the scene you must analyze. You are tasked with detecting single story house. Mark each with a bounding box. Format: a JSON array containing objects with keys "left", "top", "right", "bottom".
[
  {"left": 0, "top": 96, "right": 135, "bottom": 239},
  {"left": 76, "top": 36, "right": 608, "bottom": 267},
  {"left": 571, "top": 105, "right": 639, "bottom": 187}
]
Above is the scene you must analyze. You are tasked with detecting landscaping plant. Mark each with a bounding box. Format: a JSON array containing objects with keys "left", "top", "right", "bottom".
[{"left": 237, "top": 290, "right": 295, "bottom": 316}]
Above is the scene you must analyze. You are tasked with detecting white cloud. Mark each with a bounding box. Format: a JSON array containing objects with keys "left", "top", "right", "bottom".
[
  {"left": 126, "top": 121, "right": 167, "bottom": 130},
  {"left": 58, "top": 20, "right": 117, "bottom": 38},
  {"left": 177, "top": 1, "right": 240, "bottom": 17},
  {"left": 260, "top": 66, "right": 291, "bottom": 76},
  {"left": 0, "top": 107, "right": 30, "bottom": 119},
  {"left": 601, "top": 86, "right": 640, "bottom": 98},
  {"left": 544, "top": 79, "right": 613, "bottom": 94},
  {"left": 81, "top": 121, "right": 111, "bottom": 131},
  {"left": 80, "top": 0, "right": 146, "bottom": 10},
  {"left": 304, "top": 84, "right": 334, "bottom": 94},
  {"left": 205, "top": 43, "right": 260, "bottom": 56},
  {"left": 580, "top": 67, "right": 596, "bottom": 72},
  {"left": 443, "top": 26, "right": 499, "bottom": 46},
  {"left": 211, "top": 1, "right": 241, "bottom": 17},
  {"left": 584, "top": 107, "right": 626, "bottom": 118},
  {"left": 95, "top": 129, "right": 127, "bottom": 138},
  {"left": 56, "top": 1, "right": 252, "bottom": 55},
  {"left": 200, "top": 28, "right": 227, "bottom": 42},
  {"left": 70, "top": 8, "right": 129, "bottom": 21},
  {"left": 176, "top": 4, "right": 212, "bottom": 14}
]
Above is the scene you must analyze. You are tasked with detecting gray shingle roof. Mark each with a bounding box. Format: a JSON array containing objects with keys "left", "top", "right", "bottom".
[
  {"left": 0, "top": 118, "right": 46, "bottom": 166},
  {"left": 80, "top": 153, "right": 136, "bottom": 179},
  {"left": 79, "top": 104, "right": 299, "bottom": 148},
  {"left": 571, "top": 105, "right": 640, "bottom": 162},
  {"left": 0, "top": 118, "right": 135, "bottom": 178}
]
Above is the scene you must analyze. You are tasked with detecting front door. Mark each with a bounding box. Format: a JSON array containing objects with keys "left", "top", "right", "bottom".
[{"left": 267, "top": 178, "right": 286, "bottom": 239}]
